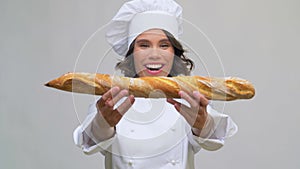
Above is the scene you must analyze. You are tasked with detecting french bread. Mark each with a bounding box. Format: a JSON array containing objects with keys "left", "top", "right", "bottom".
[{"left": 45, "top": 72, "right": 255, "bottom": 101}]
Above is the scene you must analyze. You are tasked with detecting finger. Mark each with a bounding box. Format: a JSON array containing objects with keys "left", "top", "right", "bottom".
[
  {"left": 177, "top": 104, "right": 197, "bottom": 127},
  {"left": 167, "top": 98, "right": 196, "bottom": 118},
  {"left": 97, "top": 87, "right": 121, "bottom": 109},
  {"left": 107, "top": 89, "right": 129, "bottom": 107},
  {"left": 167, "top": 98, "right": 199, "bottom": 128},
  {"left": 107, "top": 95, "right": 135, "bottom": 126},
  {"left": 179, "top": 91, "right": 199, "bottom": 109},
  {"left": 102, "top": 86, "right": 120, "bottom": 101},
  {"left": 116, "top": 95, "right": 135, "bottom": 115},
  {"left": 109, "top": 110, "right": 123, "bottom": 126},
  {"left": 166, "top": 98, "right": 182, "bottom": 112},
  {"left": 191, "top": 92, "right": 209, "bottom": 120},
  {"left": 200, "top": 94, "right": 209, "bottom": 107},
  {"left": 176, "top": 103, "right": 203, "bottom": 129},
  {"left": 166, "top": 98, "right": 179, "bottom": 105},
  {"left": 97, "top": 87, "right": 118, "bottom": 103},
  {"left": 171, "top": 99, "right": 194, "bottom": 120},
  {"left": 190, "top": 91, "right": 207, "bottom": 107},
  {"left": 192, "top": 91, "right": 201, "bottom": 103}
]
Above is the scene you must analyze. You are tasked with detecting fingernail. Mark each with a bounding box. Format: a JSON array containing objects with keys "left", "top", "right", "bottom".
[
  {"left": 178, "top": 91, "right": 183, "bottom": 96},
  {"left": 193, "top": 91, "right": 200, "bottom": 95},
  {"left": 121, "top": 89, "right": 128, "bottom": 95}
]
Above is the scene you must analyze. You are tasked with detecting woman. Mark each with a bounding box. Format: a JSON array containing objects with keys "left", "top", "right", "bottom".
[{"left": 73, "top": 0, "right": 237, "bottom": 168}]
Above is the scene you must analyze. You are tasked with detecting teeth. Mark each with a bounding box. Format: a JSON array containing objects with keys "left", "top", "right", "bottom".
[{"left": 146, "top": 64, "right": 163, "bottom": 69}]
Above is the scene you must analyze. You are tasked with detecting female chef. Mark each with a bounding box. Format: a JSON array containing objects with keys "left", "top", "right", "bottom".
[{"left": 73, "top": 0, "right": 238, "bottom": 168}]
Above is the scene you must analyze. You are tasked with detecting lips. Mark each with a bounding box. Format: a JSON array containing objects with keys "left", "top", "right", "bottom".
[
  {"left": 145, "top": 64, "right": 163, "bottom": 71},
  {"left": 144, "top": 64, "right": 164, "bottom": 75}
]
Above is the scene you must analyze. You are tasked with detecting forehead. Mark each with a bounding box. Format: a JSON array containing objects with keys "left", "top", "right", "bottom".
[{"left": 135, "top": 29, "right": 168, "bottom": 41}]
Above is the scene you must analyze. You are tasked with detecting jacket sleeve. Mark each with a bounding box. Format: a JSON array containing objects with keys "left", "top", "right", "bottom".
[
  {"left": 73, "top": 99, "right": 116, "bottom": 155},
  {"left": 188, "top": 104, "right": 238, "bottom": 152}
]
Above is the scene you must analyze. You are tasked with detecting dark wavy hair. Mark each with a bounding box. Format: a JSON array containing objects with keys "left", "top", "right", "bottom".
[{"left": 115, "top": 30, "right": 194, "bottom": 77}]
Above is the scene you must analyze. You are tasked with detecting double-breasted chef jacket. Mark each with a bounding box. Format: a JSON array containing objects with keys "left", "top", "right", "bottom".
[{"left": 74, "top": 98, "right": 237, "bottom": 169}]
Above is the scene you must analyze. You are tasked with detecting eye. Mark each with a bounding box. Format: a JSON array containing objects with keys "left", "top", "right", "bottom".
[
  {"left": 160, "top": 43, "right": 171, "bottom": 49},
  {"left": 139, "top": 43, "right": 150, "bottom": 48}
]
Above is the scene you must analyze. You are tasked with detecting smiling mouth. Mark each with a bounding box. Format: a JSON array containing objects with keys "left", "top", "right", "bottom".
[{"left": 145, "top": 64, "right": 163, "bottom": 71}]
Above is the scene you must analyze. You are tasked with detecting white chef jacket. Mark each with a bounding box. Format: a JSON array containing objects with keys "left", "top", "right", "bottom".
[{"left": 73, "top": 98, "right": 237, "bottom": 169}]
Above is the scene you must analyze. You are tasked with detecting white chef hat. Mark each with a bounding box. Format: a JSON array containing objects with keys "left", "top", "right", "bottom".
[{"left": 105, "top": 0, "right": 183, "bottom": 56}]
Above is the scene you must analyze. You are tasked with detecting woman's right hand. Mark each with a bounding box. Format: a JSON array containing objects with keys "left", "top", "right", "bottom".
[{"left": 95, "top": 86, "right": 135, "bottom": 127}]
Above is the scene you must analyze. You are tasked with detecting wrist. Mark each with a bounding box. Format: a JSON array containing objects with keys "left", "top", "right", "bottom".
[
  {"left": 93, "top": 112, "right": 112, "bottom": 129},
  {"left": 193, "top": 115, "right": 214, "bottom": 138},
  {"left": 90, "top": 112, "right": 115, "bottom": 143}
]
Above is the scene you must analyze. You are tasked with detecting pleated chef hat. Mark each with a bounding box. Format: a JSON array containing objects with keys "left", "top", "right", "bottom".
[{"left": 105, "top": 0, "right": 183, "bottom": 56}]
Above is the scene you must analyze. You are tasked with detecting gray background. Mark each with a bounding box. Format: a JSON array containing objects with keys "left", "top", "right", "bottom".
[{"left": 1, "top": 0, "right": 299, "bottom": 169}]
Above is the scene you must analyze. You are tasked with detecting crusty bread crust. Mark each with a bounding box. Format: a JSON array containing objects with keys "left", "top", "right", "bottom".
[{"left": 45, "top": 72, "right": 255, "bottom": 101}]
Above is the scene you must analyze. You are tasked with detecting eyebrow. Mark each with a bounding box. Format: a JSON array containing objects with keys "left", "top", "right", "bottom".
[{"left": 135, "top": 38, "right": 170, "bottom": 43}]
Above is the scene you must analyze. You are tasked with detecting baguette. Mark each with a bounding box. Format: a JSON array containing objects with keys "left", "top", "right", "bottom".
[{"left": 45, "top": 72, "right": 255, "bottom": 101}]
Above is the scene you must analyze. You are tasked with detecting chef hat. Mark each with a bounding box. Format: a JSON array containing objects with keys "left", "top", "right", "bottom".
[{"left": 105, "top": 0, "right": 183, "bottom": 56}]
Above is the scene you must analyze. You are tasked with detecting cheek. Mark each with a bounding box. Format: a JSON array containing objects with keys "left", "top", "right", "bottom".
[
  {"left": 164, "top": 52, "right": 175, "bottom": 68},
  {"left": 164, "top": 48, "right": 175, "bottom": 60},
  {"left": 133, "top": 54, "right": 143, "bottom": 70}
]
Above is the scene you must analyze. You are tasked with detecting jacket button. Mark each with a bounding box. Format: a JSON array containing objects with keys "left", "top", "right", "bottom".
[
  {"left": 171, "top": 160, "right": 177, "bottom": 165},
  {"left": 128, "top": 160, "right": 133, "bottom": 166}
]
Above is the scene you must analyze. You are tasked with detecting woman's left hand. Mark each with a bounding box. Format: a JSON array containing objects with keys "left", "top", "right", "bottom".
[{"left": 167, "top": 91, "right": 212, "bottom": 137}]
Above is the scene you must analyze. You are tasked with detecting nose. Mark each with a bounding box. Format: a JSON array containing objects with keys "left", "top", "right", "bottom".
[{"left": 148, "top": 48, "right": 161, "bottom": 60}]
